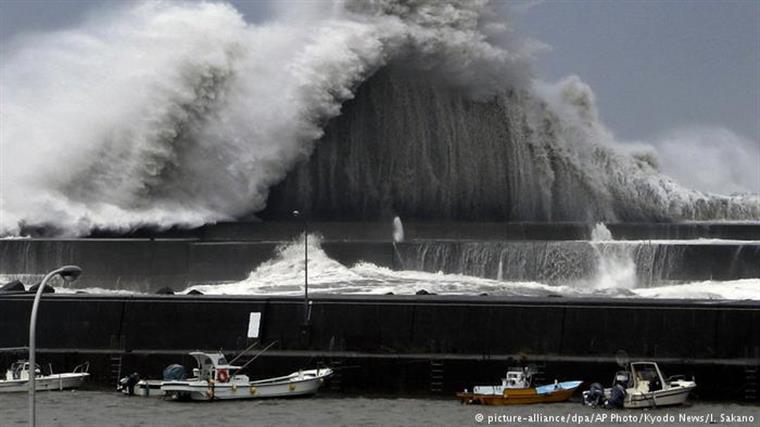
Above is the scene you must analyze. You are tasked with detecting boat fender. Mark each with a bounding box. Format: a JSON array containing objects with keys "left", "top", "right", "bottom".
[
  {"left": 250, "top": 386, "right": 257, "bottom": 395},
  {"left": 217, "top": 369, "right": 229, "bottom": 383},
  {"left": 232, "top": 383, "right": 237, "bottom": 392}
]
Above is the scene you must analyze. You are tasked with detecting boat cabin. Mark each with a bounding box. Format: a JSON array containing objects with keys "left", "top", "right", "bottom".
[
  {"left": 5, "top": 361, "right": 40, "bottom": 381},
  {"left": 629, "top": 362, "right": 665, "bottom": 393},
  {"left": 501, "top": 367, "right": 531, "bottom": 389},
  {"left": 188, "top": 352, "right": 241, "bottom": 382}
]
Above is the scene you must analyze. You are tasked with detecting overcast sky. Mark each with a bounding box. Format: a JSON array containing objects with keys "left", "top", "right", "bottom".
[
  {"left": 514, "top": 0, "right": 759, "bottom": 143},
  {"left": 1, "top": 0, "right": 758, "bottom": 149}
]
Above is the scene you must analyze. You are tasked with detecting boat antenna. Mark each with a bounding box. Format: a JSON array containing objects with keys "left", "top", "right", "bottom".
[
  {"left": 227, "top": 341, "right": 260, "bottom": 365},
  {"left": 235, "top": 341, "right": 279, "bottom": 372}
]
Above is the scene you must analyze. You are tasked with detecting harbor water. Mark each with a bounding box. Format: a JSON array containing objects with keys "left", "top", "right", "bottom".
[{"left": 2, "top": 391, "right": 759, "bottom": 427}]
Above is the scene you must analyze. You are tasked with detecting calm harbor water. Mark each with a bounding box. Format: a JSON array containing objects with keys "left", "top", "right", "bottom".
[{"left": 2, "top": 391, "right": 759, "bottom": 427}]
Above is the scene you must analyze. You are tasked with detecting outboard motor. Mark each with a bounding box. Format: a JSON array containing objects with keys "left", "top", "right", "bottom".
[
  {"left": 118, "top": 372, "right": 140, "bottom": 396},
  {"left": 583, "top": 383, "right": 605, "bottom": 407},
  {"left": 162, "top": 364, "right": 187, "bottom": 381},
  {"left": 605, "top": 370, "right": 629, "bottom": 408},
  {"left": 606, "top": 383, "right": 626, "bottom": 408}
]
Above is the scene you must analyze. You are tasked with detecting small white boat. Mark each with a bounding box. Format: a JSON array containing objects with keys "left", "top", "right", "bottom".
[
  {"left": 160, "top": 352, "right": 332, "bottom": 401},
  {"left": 118, "top": 376, "right": 163, "bottom": 397},
  {"left": 585, "top": 361, "right": 696, "bottom": 408},
  {"left": 0, "top": 360, "right": 89, "bottom": 393}
]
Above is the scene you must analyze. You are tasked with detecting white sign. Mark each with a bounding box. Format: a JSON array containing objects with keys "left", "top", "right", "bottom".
[{"left": 247, "top": 312, "right": 261, "bottom": 338}]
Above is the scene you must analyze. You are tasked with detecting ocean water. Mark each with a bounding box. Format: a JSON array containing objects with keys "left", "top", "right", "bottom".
[{"left": 2, "top": 391, "right": 758, "bottom": 427}]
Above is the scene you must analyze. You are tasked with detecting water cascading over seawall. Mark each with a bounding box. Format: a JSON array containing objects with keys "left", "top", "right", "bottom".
[
  {"left": 261, "top": 66, "right": 759, "bottom": 223},
  {"left": 395, "top": 240, "right": 760, "bottom": 287},
  {"left": 263, "top": 66, "right": 550, "bottom": 221}
]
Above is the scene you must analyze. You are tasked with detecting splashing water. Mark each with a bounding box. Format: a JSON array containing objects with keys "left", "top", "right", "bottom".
[
  {"left": 0, "top": 1, "right": 536, "bottom": 235},
  {"left": 184, "top": 235, "right": 759, "bottom": 300},
  {"left": 589, "top": 223, "right": 637, "bottom": 290},
  {"left": 1, "top": 1, "right": 758, "bottom": 236},
  {"left": 591, "top": 223, "right": 613, "bottom": 241},
  {"left": 392, "top": 216, "right": 404, "bottom": 243},
  {"left": 187, "top": 234, "right": 588, "bottom": 297}
]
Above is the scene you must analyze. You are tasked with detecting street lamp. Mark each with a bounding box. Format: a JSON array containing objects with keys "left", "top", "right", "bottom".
[
  {"left": 292, "top": 210, "right": 309, "bottom": 327},
  {"left": 29, "top": 265, "right": 82, "bottom": 427}
]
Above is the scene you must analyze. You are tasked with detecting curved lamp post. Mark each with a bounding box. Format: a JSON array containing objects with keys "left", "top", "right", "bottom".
[{"left": 29, "top": 265, "right": 82, "bottom": 427}]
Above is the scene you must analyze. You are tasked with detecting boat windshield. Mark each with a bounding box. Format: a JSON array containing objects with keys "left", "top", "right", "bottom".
[
  {"left": 633, "top": 364, "right": 659, "bottom": 381},
  {"left": 631, "top": 363, "right": 663, "bottom": 391}
]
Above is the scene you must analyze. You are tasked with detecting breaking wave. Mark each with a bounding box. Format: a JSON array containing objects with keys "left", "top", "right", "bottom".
[
  {"left": 185, "top": 235, "right": 759, "bottom": 300},
  {"left": 1, "top": 0, "right": 758, "bottom": 235}
]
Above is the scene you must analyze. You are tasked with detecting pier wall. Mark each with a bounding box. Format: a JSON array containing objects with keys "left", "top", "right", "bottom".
[
  {"left": 0, "top": 294, "right": 758, "bottom": 400},
  {"left": 0, "top": 240, "right": 395, "bottom": 292},
  {"left": 83, "top": 221, "right": 760, "bottom": 241},
  {"left": 3, "top": 239, "right": 760, "bottom": 292}
]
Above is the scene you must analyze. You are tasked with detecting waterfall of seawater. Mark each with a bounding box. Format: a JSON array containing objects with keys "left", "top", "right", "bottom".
[
  {"left": 395, "top": 230, "right": 692, "bottom": 289},
  {"left": 181, "top": 234, "right": 759, "bottom": 300},
  {"left": 589, "top": 223, "right": 637, "bottom": 290},
  {"left": 3, "top": 232, "right": 754, "bottom": 299}
]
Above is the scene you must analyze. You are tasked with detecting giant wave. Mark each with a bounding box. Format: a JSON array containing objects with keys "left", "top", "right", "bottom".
[{"left": 1, "top": 0, "right": 758, "bottom": 236}]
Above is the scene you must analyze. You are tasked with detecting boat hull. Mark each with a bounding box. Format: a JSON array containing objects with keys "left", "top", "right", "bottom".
[
  {"left": 162, "top": 369, "right": 331, "bottom": 401},
  {"left": 0, "top": 373, "right": 89, "bottom": 393},
  {"left": 120, "top": 380, "right": 164, "bottom": 397},
  {"left": 458, "top": 381, "right": 582, "bottom": 405},
  {"left": 624, "top": 384, "right": 696, "bottom": 409}
]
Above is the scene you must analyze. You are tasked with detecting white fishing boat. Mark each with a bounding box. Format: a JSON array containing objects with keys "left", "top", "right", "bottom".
[
  {"left": 584, "top": 361, "right": 696, "bottom": 408},
  {"left": 160, "top": 351, "right": 332, "bottom": 401},
  {"left": 0, "top": 360, "right": 89, "bottom": 393}
]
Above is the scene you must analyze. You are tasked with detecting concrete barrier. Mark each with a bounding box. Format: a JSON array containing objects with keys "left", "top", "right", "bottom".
[
  {"left": 3, "top": 239, "right": 758, "bottom": 291},
  {"left": 73, "top": 221, "right": 760, "bottom": 241},
  {"left": 0, "top": 239, "right": 397, "bottom": 292},
  {"left": 1, "top": 294, "right": 757, "bottom": 400}
]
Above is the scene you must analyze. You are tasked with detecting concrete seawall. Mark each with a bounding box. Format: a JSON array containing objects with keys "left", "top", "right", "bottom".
[
  {"left": 1, "top": 294, "right": 758, "bottom": 400},
  {"left": 0, "top": 239, "right": 394, "bottom": 292},
  {"left": 3, "top": 238, "right": 759, "bottom": 291},
  {"left": 400, "top": 241, "right": 760, "bottom": 284},
  {"left": 84, "top": 221, "right": 760, "bottom": 241}
]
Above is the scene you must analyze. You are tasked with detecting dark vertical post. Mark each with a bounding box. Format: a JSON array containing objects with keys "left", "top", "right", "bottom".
[
  {"left": 293, "top": 210, "right": 309, "bottom": 328},
  {"left": 303, "top": 214, "right": 309, "bottom": 325}
]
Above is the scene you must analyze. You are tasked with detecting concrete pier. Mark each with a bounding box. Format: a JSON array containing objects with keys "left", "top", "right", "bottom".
[
  {"left": 3, "top": 238, "right": 760, "bottom": 292},
  {"left": 1, "top": 294, "right": 758, "bottom": 400}
]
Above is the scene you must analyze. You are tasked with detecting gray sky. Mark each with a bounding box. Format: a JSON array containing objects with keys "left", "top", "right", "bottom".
[
  {"left": 513, "top": 0, "right": 759, "bottom": 143},
  {"left": 1, "top": 0, "right": 758, "bottom": 147}
]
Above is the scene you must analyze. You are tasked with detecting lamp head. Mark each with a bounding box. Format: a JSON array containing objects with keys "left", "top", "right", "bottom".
[{"left": 58, "top": 265, "right": 82, "bottom": 283}]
